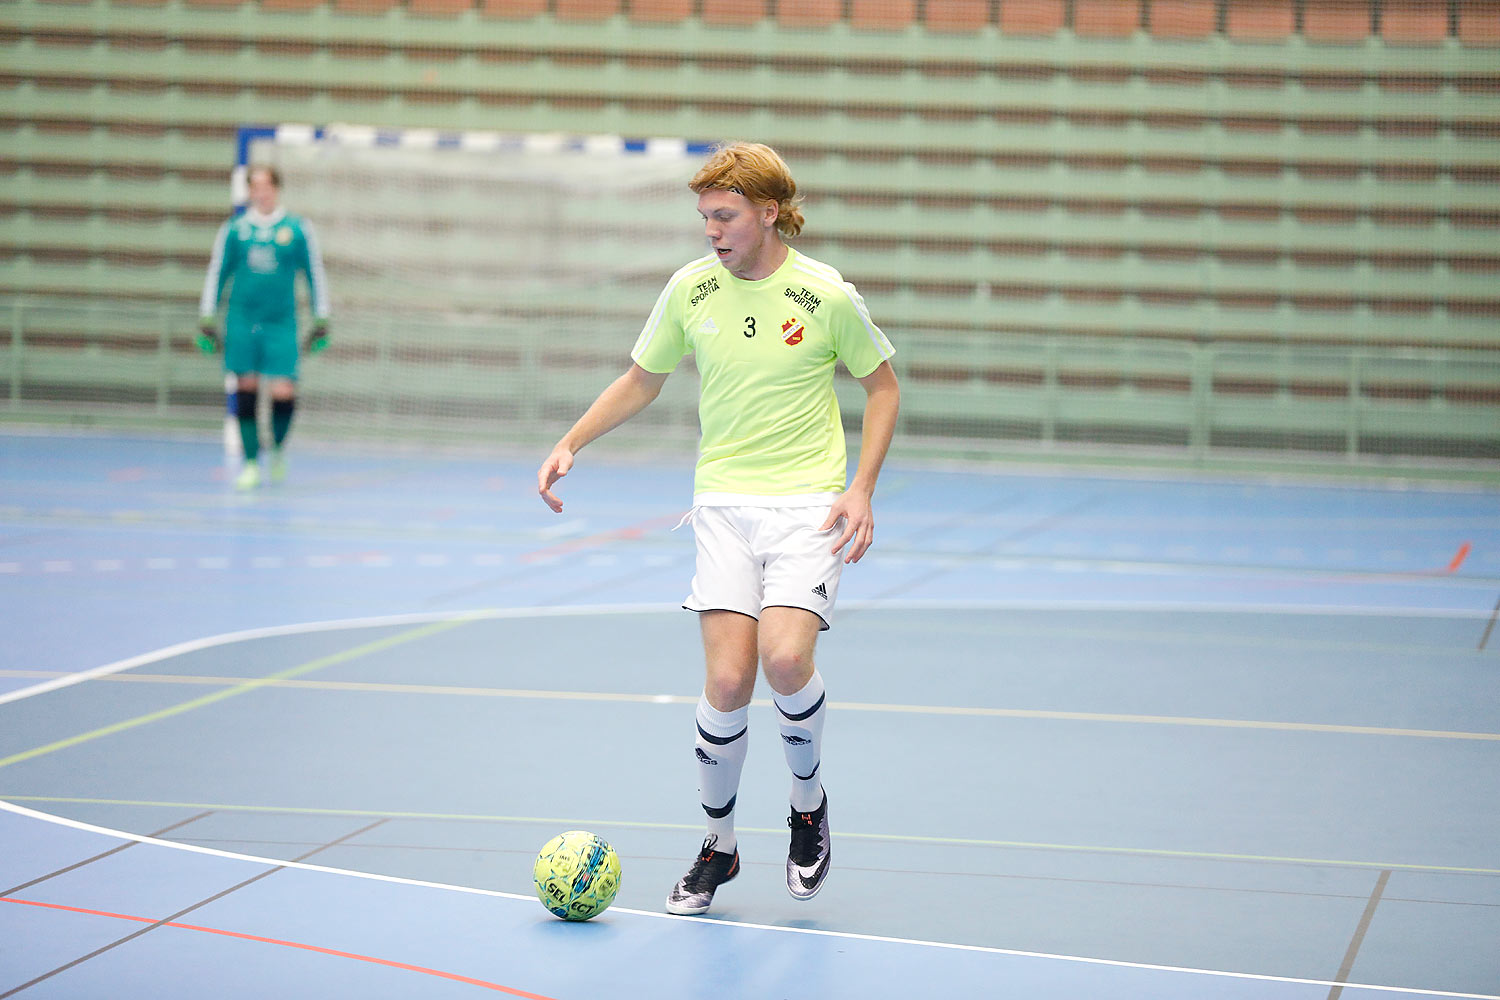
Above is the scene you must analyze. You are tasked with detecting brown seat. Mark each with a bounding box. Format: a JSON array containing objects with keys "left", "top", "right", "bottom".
[
  {"left": 332, "top": 0, "right": 401, "bottom": 13},
  {"left": 627, "top": 0, "right": 692, "bottom": 22},
  {"left": 408, "top": 0, "right": 474, "bottom": 15},
  {"left": 850, "top": 0, "right": 915, "bottom": 31},
  {"left": 1147, "top": 0, "right": 1216, "bottom": 39},
  {"left": 1225, "top": 0, "right": 1294, "bottom": 41},
  {"left": 929, "top": 0, "right": 994, "bottom": 33},
  {"left": 996, "top": 0, "right": 1062, "bottom": 35},
  {"left": 701, "top": 0, "right": 767, "bottom": 26},
  {"left": 778, "top": 0, "right": 842, "bottom": 29},
  {"left": 1302, "top": 0, "right": 1372, "bottom": 44},
  {"left": 1381, "top": 0, "right": 1449, "bottom": 44},
  {"left": 1457, "top": 1, "right": 1500, "bottom": 46},
  {"left": 479, "top": 0, "right": 547, "bottom": 16},
  {"left": 1074, "top": 0, "right": 1140, "bottom": 37},
  {"left": 555, "top": 0, "right": 620, "bottom": 20}
]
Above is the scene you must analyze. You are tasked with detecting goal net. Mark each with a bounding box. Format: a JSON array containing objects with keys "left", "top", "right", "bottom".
[{"left": 234, "top": 124, "right": 712, "bottom": 453}]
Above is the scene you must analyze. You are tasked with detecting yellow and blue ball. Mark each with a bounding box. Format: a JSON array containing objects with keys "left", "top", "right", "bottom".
[{"left": 533, "top": 831, "right": 622, "bottom": 921}]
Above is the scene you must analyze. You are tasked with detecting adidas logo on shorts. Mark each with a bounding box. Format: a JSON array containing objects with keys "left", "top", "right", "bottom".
[{"left": 811, "top": 582, "right": 828, "bottom": 600}]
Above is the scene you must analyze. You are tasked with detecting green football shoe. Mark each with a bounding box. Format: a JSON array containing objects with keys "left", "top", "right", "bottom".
[
  {"left": 235, "top": 463, "right": 261, "bottom": 491},
  {"left": 270, "top": 449, "right": 288, "bottom": 484}
]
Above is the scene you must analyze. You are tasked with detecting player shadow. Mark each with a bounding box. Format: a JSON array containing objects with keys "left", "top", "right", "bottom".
[{"left": 532, "top": 916, "right": 621, "bottom": 938}]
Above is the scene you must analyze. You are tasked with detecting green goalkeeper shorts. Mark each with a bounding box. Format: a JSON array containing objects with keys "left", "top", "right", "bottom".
[{"left": 225, "top": 317, "right": 300, "bottom": 380}]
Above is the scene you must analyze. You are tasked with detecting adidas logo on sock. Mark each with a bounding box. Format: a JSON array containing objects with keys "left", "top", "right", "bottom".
[{"left": 811, "top": 582, "right": 828, "bottom": 600}]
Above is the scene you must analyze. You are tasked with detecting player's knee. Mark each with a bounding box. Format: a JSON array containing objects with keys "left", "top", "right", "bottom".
[
  {"left": 703, "top": 672, "right": 755, "bottom": 713},
  {"left": 760, "top": 646, "right": 813, "bottom": 694}
]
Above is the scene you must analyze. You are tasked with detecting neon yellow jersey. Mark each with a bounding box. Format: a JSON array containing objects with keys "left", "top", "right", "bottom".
[{"left": 632, "top": 247, "right": 895, "bottom": 501}]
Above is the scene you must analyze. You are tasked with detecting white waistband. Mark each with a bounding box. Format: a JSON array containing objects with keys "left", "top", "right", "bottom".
[{"left": 691, "top": 491, "right": 840, "bottom": 508}]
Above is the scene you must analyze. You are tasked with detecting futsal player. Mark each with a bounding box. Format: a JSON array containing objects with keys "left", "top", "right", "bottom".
[
  {"left": 199, "top": 165, "right": 330, "bottom": 490},
  {"left": 537, "top": 142, "right": 900, "bottom": 915}
]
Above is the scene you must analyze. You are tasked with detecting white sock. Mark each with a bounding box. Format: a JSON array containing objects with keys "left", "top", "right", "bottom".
[
  {"left": 773, "top": 670, "right": 826, "bottom": 813},
  {"left": 694, "top": 695, "right": 749, "bottom": 854}
]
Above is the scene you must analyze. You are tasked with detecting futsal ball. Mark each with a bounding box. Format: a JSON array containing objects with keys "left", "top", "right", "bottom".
[{"left": 533, "top": 830, "right": 622, "bottom": 921}]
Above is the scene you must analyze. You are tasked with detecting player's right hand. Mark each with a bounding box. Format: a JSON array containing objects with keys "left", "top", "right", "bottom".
[
  {"left": 196, "top": 320, "right": 220, "bottom": 354},
  {"left": 304, "top": 319, "right": 330, "bottom": 354},
  {"left": 537, "top": 445, "right": 574, "bottom": 513}
]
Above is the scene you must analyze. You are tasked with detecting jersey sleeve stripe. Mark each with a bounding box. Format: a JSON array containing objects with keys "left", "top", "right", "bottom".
[
  {"left": 632, "top": 254, "right": 717, "bottom": 361},
  {"left": 789, "top": 259, "right": 895, "bottom": 367},
  {"left": 303, "top": 221, "right": 331, "bottom": 319},
  {"left": 789, "top": 255, "right": 843, "bottom": 284},
  {"left": 199, "top": 221, "right": 231, "bottom": 316}
]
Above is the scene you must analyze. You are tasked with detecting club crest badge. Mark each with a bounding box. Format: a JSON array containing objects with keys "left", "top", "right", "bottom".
[{"left": 781, "top": 317, "right": 804, "bottom": 346}]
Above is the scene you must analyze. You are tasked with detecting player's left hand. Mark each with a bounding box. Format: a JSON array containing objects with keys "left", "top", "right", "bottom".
[
  {"left": 823, "top": 488, "right": 875, "bottom": 564},
  {"left": 304, "top": 320, "right": 330, "bottom": 354}
]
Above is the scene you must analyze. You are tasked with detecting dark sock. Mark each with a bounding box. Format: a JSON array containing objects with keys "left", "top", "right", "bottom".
[
  {"left": 271, "top": 398, "right": 295, "bottom": 448},
  {"left": 236, "top": 388, "right": 259, "bottom": 461}
]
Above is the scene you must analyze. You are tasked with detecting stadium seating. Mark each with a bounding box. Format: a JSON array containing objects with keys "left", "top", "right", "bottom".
[
  {"left": 1147, "top": 1, "right": 1217, "bottom": 39},
  {"left": 2, "top": 0, "right": 1497, "bottom": 462},
  {"left": 848, "top": 0, "right": 914, "bottom": 32}
]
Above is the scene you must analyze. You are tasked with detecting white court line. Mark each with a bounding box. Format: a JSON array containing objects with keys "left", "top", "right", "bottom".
[
  {"left": 4, "top": 671, "right": 1494, "bottom": 743},
  {"left": 0, "top": 604, "right": 662, "bottom": 708},
  {"left": 0, "top": 799, "right": 1494, "bottom": 999},
  {"left": 3, "top": 603, "right": 1498, "bottom": 994},
  {"left": 2, "top": 598, "right": 1493, "bottom": 710}
]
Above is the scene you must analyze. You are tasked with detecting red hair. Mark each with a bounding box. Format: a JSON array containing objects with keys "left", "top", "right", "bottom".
[{"left": 689, "top": 142, "right": 805, "bottom": 238}]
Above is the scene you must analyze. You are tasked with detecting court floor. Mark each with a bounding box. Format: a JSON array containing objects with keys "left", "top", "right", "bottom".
[{"left": 2, "top": 429, "right": 1497, "bottom": 998}]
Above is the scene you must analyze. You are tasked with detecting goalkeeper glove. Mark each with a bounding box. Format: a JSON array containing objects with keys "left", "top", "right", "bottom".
[
  {"left": 196, "top": 318, "right": 220, "bottom": 354},
  {"left": 304, "top": 320, "right": 330, "bottom": 354}
]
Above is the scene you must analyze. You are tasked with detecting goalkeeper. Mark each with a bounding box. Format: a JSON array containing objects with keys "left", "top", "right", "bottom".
[{"left": 199, "top": 164, "right": 330, "bottom": 490}]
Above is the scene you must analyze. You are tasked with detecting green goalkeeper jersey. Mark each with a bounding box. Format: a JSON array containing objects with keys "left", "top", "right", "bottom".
[
  {"left": 200, "top": 208, "right": 329, "bottom": 325},
  {"left": 632, "top": 247, "right": 895, "bottom": 501}
]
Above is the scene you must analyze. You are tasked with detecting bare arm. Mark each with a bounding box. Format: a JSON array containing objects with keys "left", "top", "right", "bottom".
[
  {"left": 823, "top": 360, "right": 900, "bottom": 563},
  {"left": 537, "top": 363, "right": 669, "bottom": 513}
]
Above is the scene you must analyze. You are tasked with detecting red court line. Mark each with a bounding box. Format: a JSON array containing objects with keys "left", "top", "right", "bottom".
[
  {"left": 1, "top": 897, "right": 559, "bottom": 999},
  {"left": 521, "top": 512, "right": 685, "bottom": 563},
  {"left": 1446, "top": 542, "right": 1472, "bottom": 573},
  {"left": 1186, "top": 538, "right": 1479, "bottom": 594}
]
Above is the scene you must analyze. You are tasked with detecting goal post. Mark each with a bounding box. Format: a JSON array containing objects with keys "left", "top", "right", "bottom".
[{"left": 224, "top": 123, "right": 714, "bottom": 455}]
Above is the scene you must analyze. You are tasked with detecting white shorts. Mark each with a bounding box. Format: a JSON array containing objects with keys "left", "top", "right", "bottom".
[{"left": 683, "top": 505, "right": 846, "bottom": 630}]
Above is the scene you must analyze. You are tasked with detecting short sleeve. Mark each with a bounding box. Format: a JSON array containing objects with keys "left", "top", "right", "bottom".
[
  {"left": 630, "top": 280, "right": 689, "bottom": 374},
  {"left": 831, "top": 281, "right": 895, "bottom": 378}
]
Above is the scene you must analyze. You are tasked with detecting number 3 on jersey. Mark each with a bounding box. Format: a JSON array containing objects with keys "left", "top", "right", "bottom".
[{"left": 742, "top": 316, "right": 756, "bottom": 339}]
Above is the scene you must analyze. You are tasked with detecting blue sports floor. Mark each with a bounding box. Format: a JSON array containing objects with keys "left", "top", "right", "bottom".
[{"left": 1, "top": 429, "right": 1498, "bottom": 998}]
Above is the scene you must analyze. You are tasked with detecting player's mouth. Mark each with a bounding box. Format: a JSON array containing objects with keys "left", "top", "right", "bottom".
[{"left": 714, "top": 246, "right": 732, "bottom": 257}]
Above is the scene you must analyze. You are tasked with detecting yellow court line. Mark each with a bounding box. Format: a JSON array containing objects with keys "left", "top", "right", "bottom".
[
  {"left": 833, "top": 701, "right": 1500, "bottom": 742},
  {"left": 4, "top": 669, "right": 1496, "bottom": 743},
  {"left": 0, "top": 618, "right": 474, "bottom": 771},
  {"left": 6, "top": 794, "right": 1499, "bottom": 877}
]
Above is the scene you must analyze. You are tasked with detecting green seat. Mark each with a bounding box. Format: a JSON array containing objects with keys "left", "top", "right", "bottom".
[
  {"left": 6, "top": 0, "right": 1498, "bottom": 465},
  {"left": 7, "top": 212, "right": 215, "bottom": 257}
]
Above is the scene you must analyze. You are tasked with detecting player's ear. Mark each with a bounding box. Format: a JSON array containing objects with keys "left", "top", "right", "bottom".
[{"left": 762, "top": 199, "right": 780, "bottom": 229}]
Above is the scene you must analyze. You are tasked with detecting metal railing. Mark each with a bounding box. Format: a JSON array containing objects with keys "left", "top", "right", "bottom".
[{"left": 4, "top": 295, "right": 1498, "bottom": 469}]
